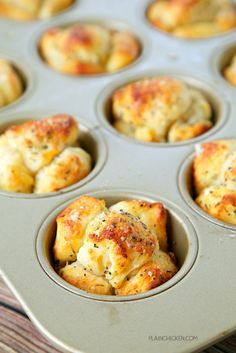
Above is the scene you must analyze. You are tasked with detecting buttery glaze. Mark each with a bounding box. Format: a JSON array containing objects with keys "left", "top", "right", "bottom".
[{"left": 111, "top": 76, "right": 213, "bottom": 143}]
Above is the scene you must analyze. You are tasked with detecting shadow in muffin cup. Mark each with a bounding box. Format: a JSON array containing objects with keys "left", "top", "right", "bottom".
[{"left": 36, "top": 189, "right": 199, "bottom": 302}]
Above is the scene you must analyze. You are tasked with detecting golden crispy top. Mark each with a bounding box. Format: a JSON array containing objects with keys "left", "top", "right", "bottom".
[
  {"left": 5, "top": 114, "right": 79, "bottom": 173},
  {"left": 54, "top": 195, "right": 178, "bottom": 295},
  {"left": 147, "top": 0, "right": 236, "bottom": 38},
  {"left": 112, "top": 77, "right": 212, "bottom": 143},
  {"left": 87, "top": 211, "right": 156, "bottom": 257},
  {"left": 39, "top": 23, "right": 141, "bottom": 75},
  {"left": 110, "top": 199, "right": 168, "bottom": 251}
]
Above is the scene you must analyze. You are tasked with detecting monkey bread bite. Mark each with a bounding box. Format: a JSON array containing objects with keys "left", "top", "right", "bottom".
[{"left": 54, "top": 196, "right": 178, "bottom": 296}]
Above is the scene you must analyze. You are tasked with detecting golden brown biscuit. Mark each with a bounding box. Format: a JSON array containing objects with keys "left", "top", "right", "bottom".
[
  {"left": 112, "top": 77, "right": 212, "bottom": 143},
  {"left": 5, "top": 114, "right": 79, "bottom": 174},
  {"left": 0, "top": 141, "right": 34, "bottom": 193},
  {"left": 54, "top": 196, "right": 106, "bottom": 265},
  {"left": 59, "top": 262, "right": 113, "bottom": 295},
  {"left": 147, "top": 0, "right": 236, "bottom": 39},
  {"left": 77, "top": 211, "right": 158, "bottom": 288},
  {"left": 0, "top": 0, "right": 74, "bottom": 20},
  {"left": 196, "top": 185, "right": 236, "bottom": 225},
  {"left": 54, "top": 196, "right": 178, "bottom": 296},
  {"left": 39, "top": 24, "right": 140, "bottom": 75},
  {"left": 110, "top": 199, "right": 168, "bottom": 251},
  {"left": 0, "top": 59, "right": 23, "bottom": 108},
  {"left": 219, "top": 151, "right": 236, "bottom": 191},
  {"left": 224, "top": 54, "right": 236, "bottom": 86},
  {"left": 34, "top": 147, "right": 92, "bottom": 193},
  {"left": 193, "top": 140, "right": 236, "bottom": 194},
  {"left": 116, "top": 250, "right": 178, "bottom": 296}
]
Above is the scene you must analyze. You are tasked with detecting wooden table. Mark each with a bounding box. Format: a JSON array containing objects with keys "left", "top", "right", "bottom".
[{"left": 0, "top": 277, "right": 235, "bottom": 353}]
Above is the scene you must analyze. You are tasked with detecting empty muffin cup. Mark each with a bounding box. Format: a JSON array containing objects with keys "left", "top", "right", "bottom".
[
  {"left": 178, "top": 152, "right": 236, "bottom": 231},
  {"left": 96, "top": 71, "right": 229, "bottom": 147},
  {"left": 36, "top": 189, "right": 198, "bottom": 302},
  {"left": 0, "top": 112, "right": 107, "bottom": 198},
  {"left": 35, "top": 18, "right": 148, "bottom": 77}
]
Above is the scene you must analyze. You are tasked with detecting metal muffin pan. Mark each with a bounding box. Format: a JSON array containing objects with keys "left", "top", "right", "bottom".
[{"left": 0, "top": 0, "right": 236, "bottom": 353}]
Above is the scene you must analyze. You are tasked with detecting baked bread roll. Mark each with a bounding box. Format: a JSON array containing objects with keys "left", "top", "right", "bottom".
[
  {"left": 0, "top": 59, "right": 23, "bottom": 108},
  {"left": 193, "top": 140, "right": 236, "bottom": 225},
  {"left": 34, "top": 147, "right": 92, "bottom": 193},
  {"left": 224, "top": 54, "right": 236, "bottom": 86},
  {"left": 55, "top": 196, "right": 178, "bottom": 296},
  {"left": 147, "top": 0, "right": 236, "bottom": 39},
  {"left": 5, "top": 114, "right": 79, "bottom": 173},
  {"left": 0, "top": 0, "right": 74, "bottom": 20},
  {"left": 39, "top": 24, "right": 140, "bottom": 75},
  {"left": 77, "top": 211, "right": 158, "bottom": 288},
  {"left": 0, "top": 139, "right": 34, "bottom": 193},
  {"left": 0, "top": 114, "right": 92, "bottom": 194},
  {"left": 112, "top": 77, "right": 212, "bottom": 143}
]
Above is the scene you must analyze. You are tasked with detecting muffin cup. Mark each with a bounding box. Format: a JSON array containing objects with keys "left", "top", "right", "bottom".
[
  {"left": 96, "top": 70, "right": 229, "bottom": 147},
  {"left": 36, "top": 189, "right": 198, "bottom": 302},
  {"left": 0, "top": 111, "right": 107, "bottom": 198}
]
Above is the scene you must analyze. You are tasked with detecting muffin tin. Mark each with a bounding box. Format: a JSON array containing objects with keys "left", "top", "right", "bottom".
[{"left": 0, "top": 0, "right": 236, "bottom": 353}]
